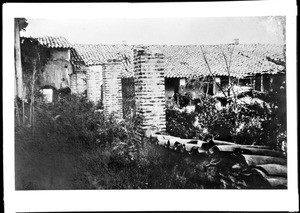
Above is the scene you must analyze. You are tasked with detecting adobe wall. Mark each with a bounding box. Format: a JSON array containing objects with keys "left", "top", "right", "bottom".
[
  {"left": 40, "top": 49, "right": 73, "bottom": 90},
  {"left": 41, "top": 60, "right": 73, "bottom": 90},
  {"left": 133, "top": 46, "right": 166, "bottom": 137}
]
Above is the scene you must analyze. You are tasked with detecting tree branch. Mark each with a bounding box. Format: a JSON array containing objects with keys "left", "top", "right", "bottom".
[
  {"left": 200, "top": 45, "right": 228, "bottom": 98},
  {"left": 219, "top": 46, "right": 238, "bottom": 106}
]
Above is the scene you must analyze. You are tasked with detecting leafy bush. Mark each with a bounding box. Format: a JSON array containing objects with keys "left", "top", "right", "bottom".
[
  {"left": 258, "top": 80, "right": 287, "bottom": 151},
  {"left": 197, "top": 96, "right": 286, "bottom": 150},
  {"left": 166, "top": 109, "right": 200, "bottom": 139},
  {"left": 195, "top": 97, "right": 236, "bottom": 141}
]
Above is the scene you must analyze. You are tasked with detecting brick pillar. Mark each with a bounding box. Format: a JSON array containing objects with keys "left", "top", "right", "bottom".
[
  {"left": 133, "top": 46, "right": 166, "bottom": 139},
  {"left": 102, "top": 61, "right": 123, "bottom": 118}
]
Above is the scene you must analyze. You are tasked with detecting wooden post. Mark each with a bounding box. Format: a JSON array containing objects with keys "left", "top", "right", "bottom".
[
  {"left": 14, "top": 19, "right": 25, "bottom": 124},
  {"left": 252, "top": 77, "right": 256, "bottom": 90},
  {"left": 29, "top": 60, "right": 37, "bottom": 127},
  {"left": 261, "top": 75, "right": 264, "bottom": 92},
  {"left": 15, "top": 97, "right": 20, "bottom": 126},
  {"left": 270, "top": 76, "right": 274, "bottom": 92},
  {"left": 14, "top": 19, "right": 23, "bottom": 100},
  {"left": 14, "top": 66, "right": 20, "bottom": 126},
  {"left": 212, "top": 77, "right": 216, "bottom": 95},
  {"left": 213, "top": 77, "right": 221, "bottom": 95},
  {"left": 206, "top": 82, "right": 209, "bottom": 95}
]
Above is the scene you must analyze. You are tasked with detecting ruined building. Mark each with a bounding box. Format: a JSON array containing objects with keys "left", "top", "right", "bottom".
[{"left": 20, "top": 36, "right": 285, "bottom": 132}]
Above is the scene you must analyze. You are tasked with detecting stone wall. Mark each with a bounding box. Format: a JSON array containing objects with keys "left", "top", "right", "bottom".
[
  {"left": 133, "top": 46, "right": 166, "bottom": 138},
  {"left": 102, "top": 61, "right": 123, "bottom": 118}
]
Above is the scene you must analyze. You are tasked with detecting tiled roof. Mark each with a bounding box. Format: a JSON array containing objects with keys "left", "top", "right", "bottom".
[
  {"left": 70, "top": 43, "right": 285, "bottom": 78},
  {"left": 36, "top": 36, "right": 73, "bottom": 48},
  {"left": 71, "top": 44, "right": 133, "bottom": 77},
  {"left": 155, "top": 44, "right": 285, "bottom": 78}
]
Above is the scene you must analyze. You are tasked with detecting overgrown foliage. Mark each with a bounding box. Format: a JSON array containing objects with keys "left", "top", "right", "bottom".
[
  {"left": 15, "top": 94, "right": 225, "bottom": 189},
  {"left": 16, "top": 87, "right": 285, "bottom": 190},
  {"left": 166, "top": 109, "right": 200, "bottom": 139},
  {"left": 166, "top": 78, "right": 287, "bottom": 153}
]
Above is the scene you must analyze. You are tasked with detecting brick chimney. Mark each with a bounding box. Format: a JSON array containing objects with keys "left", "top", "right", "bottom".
[{"left": 233, "top": 38, "right": 239, "bottom": 45}]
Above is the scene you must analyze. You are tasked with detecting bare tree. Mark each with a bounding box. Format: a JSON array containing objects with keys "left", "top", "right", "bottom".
[
  {"left": 29, "top": 58, "right": 38, "bottom": 128},
  {"left": 20, "top": 36, "right": 50, "bottom": 130},
  {"left": 218, "top": 45, "right": 238, "bottom": 108},
  {"left": 200, "top": 45, "right": 229, "bottom": 98}
]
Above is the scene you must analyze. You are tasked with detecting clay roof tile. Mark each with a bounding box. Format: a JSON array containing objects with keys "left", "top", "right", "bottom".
[
  {"left": 70, "top": 43, "right": 285, "bottom": 78},
  {"left": 36, "top": 36, "right": 73, "bottom": 49}
]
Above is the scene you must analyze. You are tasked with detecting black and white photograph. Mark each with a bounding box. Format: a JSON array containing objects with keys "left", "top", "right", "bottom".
[{"left": 3, "top": 1, "right": 298, "bottom": 212}]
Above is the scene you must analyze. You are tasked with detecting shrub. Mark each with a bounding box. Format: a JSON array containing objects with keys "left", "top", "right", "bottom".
[
  {"left": 167, "top": 90, "right": 286, "bottom": 152},
  {"left": 166, "top": 109, "right": 200, "bottom": 139}
]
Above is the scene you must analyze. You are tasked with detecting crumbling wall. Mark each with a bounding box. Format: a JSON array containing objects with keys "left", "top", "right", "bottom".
[{"left": 41, "top": 60, "right": 73, "bottom": 90}]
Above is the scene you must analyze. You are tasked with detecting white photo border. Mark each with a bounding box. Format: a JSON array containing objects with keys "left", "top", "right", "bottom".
[{"left": 3, "top": 1, "right": 298, "bottom": 212}]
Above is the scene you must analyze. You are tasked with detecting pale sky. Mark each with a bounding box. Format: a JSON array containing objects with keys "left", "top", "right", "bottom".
[{"left": 22, "top": 16, "right": 285, "bottom": 45}]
